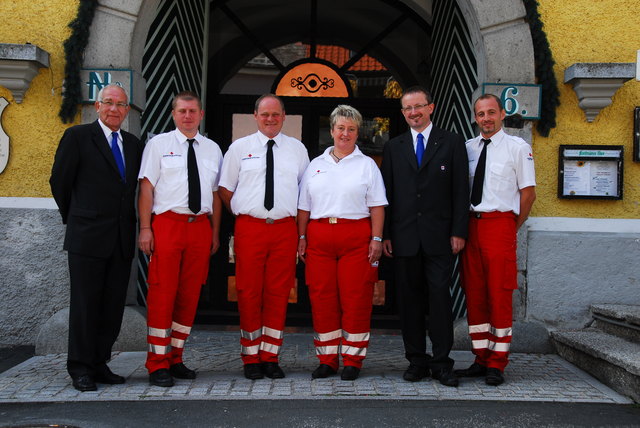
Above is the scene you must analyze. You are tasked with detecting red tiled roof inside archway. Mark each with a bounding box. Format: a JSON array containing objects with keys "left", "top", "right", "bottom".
[{"left": 306, "top": 44, "right": 386, "bottom": 71}]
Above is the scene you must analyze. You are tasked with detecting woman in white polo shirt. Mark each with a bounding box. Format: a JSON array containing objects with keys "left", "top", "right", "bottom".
[{"left": 297, "top": 105, "right": 388, "bottom": 381}]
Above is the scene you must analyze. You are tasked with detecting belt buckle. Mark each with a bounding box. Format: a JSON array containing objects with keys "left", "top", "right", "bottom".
[
  {"left": 188, "top": 216, "right": 196, "bottom": 223},
  {"left": 329, "top": 217, "right": 338, "bottom": 224},
  {"left": 266, "top": 218, "right": 274, "bottom": 224}
]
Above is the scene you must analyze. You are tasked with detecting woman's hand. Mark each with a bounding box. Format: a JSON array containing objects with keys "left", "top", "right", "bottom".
[{"left": 368, "top": 239, "right": 382, "bottom": 264}]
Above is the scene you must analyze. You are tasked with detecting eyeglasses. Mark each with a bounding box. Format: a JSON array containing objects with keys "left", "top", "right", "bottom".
[
  {"left": 100, "top": 100, "right": 129, "bottom": 109},
  {"left": 401, "top": 103, "right": 431, "bottom": 113}
]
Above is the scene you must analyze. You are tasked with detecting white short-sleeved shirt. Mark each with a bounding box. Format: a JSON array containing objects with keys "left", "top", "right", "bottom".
[
  {"left": 138, "top": 129, "right": 223, "bottom": 215},
  {"left": 466, "top": 129, "right": 536, "bottom": 215},
  {"left": 298, "top": 146, "right": 388, "bottom": 219},
  {"left": 219, "top": 131, "right": 309, "bottom": 219}
]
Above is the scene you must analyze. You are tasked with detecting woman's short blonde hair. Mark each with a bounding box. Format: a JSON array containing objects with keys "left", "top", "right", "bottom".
[{"left": 330, "top": 104, "right": 363, "bottom": 129}]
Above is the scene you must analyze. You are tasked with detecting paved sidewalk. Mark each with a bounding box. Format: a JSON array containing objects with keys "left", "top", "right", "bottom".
[{"left": 0, "top": 330, "right": 631, "bottom": 404}]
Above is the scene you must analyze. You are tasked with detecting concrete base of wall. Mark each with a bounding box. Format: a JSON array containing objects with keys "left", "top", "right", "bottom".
[
  {"left": 0, "top": 207, "right": 69, "bottom": 346},
  {"left": 35, "top": 306, "right": 147, "bottom": 355},
  {"left": 526, "top": 230, "right": 640, "bottom": 329}
]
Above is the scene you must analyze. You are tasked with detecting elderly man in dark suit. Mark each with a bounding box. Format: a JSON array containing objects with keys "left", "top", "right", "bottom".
[
  {"left": 381, "top": 85, "right": 469, "bottom": 387},
  {"left": 50, "top": 84, "right": 143, "bottom": 392}
]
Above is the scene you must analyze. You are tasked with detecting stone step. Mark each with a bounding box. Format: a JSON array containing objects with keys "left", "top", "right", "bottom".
[
  {"left": 551, "top": 328, "right": 640, "bottom": 403},
  {"left": 590, "top": 304, "right": 640, "bottom": 343}
]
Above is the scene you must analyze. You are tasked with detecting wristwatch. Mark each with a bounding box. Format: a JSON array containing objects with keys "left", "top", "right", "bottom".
[{"left": 371, "top": 236, "right": 383, "bottom": 242}]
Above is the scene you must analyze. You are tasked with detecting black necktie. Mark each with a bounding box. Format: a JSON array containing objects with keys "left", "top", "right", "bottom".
[
  {"left": 470, "top": 138, "right": 491, "bottom": 206},
  {"left": 187, "top": 139, "right": 201, "bottom": 214},
  {"left": 264, "top": 139, "right": 275, "bottom": 210}
]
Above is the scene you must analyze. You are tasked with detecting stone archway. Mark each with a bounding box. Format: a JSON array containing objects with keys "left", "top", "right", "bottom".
[{"left": 83, "top": 0, "right": 536, "bottom": 140}]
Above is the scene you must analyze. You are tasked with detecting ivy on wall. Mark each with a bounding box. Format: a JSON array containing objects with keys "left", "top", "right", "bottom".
[
  {"left": 523, "top": 0, "right": 560, "bottom": 137},
  {"left": 59, "top": 0, "right": 98, "bottom": 123}
]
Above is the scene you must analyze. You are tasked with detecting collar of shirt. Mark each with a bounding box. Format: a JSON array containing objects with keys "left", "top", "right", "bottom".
[
  {"left": 256, "top": 131, "right": 282, "bottom": 148},
  {"left": 410, "top": 123, "right": 433, "bottom": 150},
  {"left": 97, "top": 119, "right": 120, "bottom": 143},
  {"left": 174, "top": 129, "right": 203, "bottom": 146},
  {"left": 477, "top": 128, "right": 506, "bottom": 149},
  {"left": 319, "top": 145, "right": 364, "bottom": 163}
]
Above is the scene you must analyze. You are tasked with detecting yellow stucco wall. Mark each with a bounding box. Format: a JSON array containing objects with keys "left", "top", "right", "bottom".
[
  {"left": 0, "top": 0, "right": 79, "bottom": 197},
  {"left": 535, "top": 0, "right": 640, "bottom": 219}
]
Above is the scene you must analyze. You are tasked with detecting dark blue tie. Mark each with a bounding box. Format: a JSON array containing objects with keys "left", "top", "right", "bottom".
[
  {"left": 110, "top": 132, "right": 125, "bottom": 182},
  {"left": 416, "top": 133, "right": 425, "bottom": 166}
]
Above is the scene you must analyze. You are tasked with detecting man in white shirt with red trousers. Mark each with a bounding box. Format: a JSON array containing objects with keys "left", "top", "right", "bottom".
[
  {"left": 456, "top": 93, "right": 536, "bottom": 386},
  {"left": 138, "top": 91, "right": 223, "bottom": 387},
  {"left": 218, "top": 94, "right": 309, "bottom": 380}
]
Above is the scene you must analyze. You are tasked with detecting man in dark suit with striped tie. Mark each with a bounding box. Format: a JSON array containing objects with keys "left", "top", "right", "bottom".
[
  {"left": 50, "top": 84, "right": 143, "bottom": 392},
  {"left": 381, "top": 86, "right": 469, "bottom": 387}
]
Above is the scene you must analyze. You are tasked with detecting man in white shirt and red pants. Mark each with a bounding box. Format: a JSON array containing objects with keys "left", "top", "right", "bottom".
[
  {"left": 138, "top": 91, "right": 223, "bottom": 387},
  {"left": 219, "top": 94, "right": 309, "bottom": 380},
  {"left": 457, "top": 94, "right": 536, "bottom": 386}
]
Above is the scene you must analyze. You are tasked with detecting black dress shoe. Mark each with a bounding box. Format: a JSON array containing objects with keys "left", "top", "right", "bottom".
[
  {"left": 454, "top": 362, "right": 487, "bottom": 378},
  {"left": 311, "top": 364, "right": 337, "bottom": 379},
  {"left": 94, "top": 365, "right": 125, "bottom": 384},
  {"left": 402, "top": 364, "right": 429, "bottom": 382},
  {"left": 485, "top": 368, "right": 504, "bottom": 386},
  {"left": 431, "top": 368, "right": 459, "bottom": 387},
  {"left": 72, "top": 374, "right": 97, "bottom": 392},
  {"left": 341, "top": 366, "right": 360, "bottom": 381},
  {"left": 244, "top": 363, "right": 264, "bottom": 380},
  {"left": 262, "top": 362, "right": 285, "bottom": 379},
  {"left": 149, "top": 369, "right": 174, "bottom": 387},
  {"left": 170, "top": 362, "right": 196, "bottom": 379}
]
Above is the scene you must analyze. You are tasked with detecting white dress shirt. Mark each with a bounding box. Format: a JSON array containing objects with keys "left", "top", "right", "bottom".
[
  {"left": 138, "top": 129, "right": 223, "bottom": 215},
  {"left": 466, "top": 129, "right": 536, "bottom": 214},
  {"left": 219, "top": 131, "right": 309, "bottom": 219},
  {"left": 410, "top": 122, "right": 433, "bottom": 153},
  {"left": 98, "top": 119, "right": 124, "bottom": 166}
]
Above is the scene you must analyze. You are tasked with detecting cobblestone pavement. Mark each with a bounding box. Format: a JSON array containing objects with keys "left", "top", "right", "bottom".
[{"left": 0, "top": 331, "right": 631, "bottom": 404}]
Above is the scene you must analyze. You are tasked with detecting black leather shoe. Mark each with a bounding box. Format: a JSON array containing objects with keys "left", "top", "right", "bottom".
[
  {"left": 485, "top": 368, "right": 504, "bottom": 386},
  {"left": 170, "top": 362, "right": 196, "bottom": 379},
  {"left": 432, "top": 368, "right": 459, "bottom": 387},
  {"left": 244, "top": 363, "right": 264, "bottom": 380},
  {"left": 149, "top": 369, "right": 174, "bottom": 387},
  {"left": 311, "top": 364, "right": 337, "bottom": 379},
  {"left": 341, "top": 366, "right": 360, "bottom": 381},
  {"left": 72, "top": 374, "right": 97, "bottom": 392},
  {"left": 262, "top": 362, "right": 285, "bottom": 379},
  {"left": 402, "top": 364, "right": 429, "bottom": 382},
  {"left": 94, "top": 365, "right": 125, "bottom": 384},
  {"left": 454, "top": 362, "right": 487, "bottom": 378}
]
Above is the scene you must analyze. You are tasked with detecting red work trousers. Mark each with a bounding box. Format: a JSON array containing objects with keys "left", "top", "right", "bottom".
[
  {"left": 461, "top": 211, "right": 517, "bottom": 372},
  {"left": 234, "top": 215, "right": 297, "bottom": 364},
  {"left": 305, "top": 218, "right": 375, "bottom": 370},
  {"left": 145, "top": 211, "right": 212, "bottom": 373}
]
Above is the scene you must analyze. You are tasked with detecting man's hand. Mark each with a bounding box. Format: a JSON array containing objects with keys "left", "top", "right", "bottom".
[
  {"left": 383, "top": 239, "right": 393, "bottom": 258},
  {"left": 451, "top": 236, "right": 465, "bottom": 255}
]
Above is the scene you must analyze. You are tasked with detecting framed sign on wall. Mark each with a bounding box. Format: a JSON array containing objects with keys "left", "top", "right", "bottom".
[{"left": 558, "top": 145, "right": 623, "bottom": 200}]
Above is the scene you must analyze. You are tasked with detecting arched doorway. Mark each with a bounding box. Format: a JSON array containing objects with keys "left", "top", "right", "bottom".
[{"left": 84, "top": 0, "right": 536, "bottom": 326}]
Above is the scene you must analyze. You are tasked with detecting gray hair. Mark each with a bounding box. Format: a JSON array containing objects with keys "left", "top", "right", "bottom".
[
  {"left": 329, "top": 105, "right": 362, "bottom": 129},
  {"left": 97, "top": 84, "right": 129, "bottom": 103}
]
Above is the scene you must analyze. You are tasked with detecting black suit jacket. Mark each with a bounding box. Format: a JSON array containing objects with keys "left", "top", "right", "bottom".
[
  {"left": 381, "top": 126, "right": 469, "bottom": 257},
  {"left": 50, "top": 120, "right": 143, "bottom": 259}
]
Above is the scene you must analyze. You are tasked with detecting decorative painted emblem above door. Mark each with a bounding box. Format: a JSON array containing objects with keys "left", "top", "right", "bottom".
[{"left": 273, "top": 59, "right": 351, "bottom": 98}]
